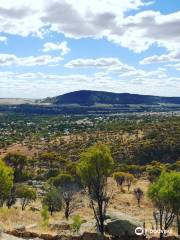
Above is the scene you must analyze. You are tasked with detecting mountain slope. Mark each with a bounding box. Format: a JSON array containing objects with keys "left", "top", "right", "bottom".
[{"left": 43, "top": 90, "right": 180, "bottom": 106}]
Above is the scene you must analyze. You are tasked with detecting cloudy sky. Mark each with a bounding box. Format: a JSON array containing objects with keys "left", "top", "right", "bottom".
[{"left": 0, "top": 0, "right": 180, "bottom": 98}]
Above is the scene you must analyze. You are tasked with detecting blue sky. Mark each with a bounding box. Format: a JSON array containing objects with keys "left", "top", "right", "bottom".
[{"left": 0, "top": 0, "right": 180, "bottom": 98}]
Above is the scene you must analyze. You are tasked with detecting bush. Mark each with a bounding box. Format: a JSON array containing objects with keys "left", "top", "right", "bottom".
[
  {"left": 71, "top": 215, "right": 84, "bottom": 233},
  {"left": 49, "top": 173, "right": 79, "bottom": 220},
  {"left": 3, "top": 153, "right": 27, "bottom": 182},
  {"left": 148, "top": 171, "right": 180, "bottom": 238},
  {"left": 113, "top": 172, "right": 126, "bottom": 190},
  {"left": 0, "top": 159, "right": 14, "bottom": 206},
  {"left": 41, "top": 206, "right": 50, "bottom": 227},
  {"left": 42, "top": 187, "right": 62, "bottom": 216},
  {"left": 134, "top": 187, "right": 144, "bottom": 207},
  {"left": 125, "top": 173, "right": 136, "bottom": 191},
  {"left": 16, "top": 185, "right": 36, "bottom": 210}
]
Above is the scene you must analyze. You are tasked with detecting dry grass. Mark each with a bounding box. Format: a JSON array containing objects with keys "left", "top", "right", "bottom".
[
  {"left": 0, "top": 207, "right": 41, "bottom": 230},
  {"left": 0, "top": 143, "right": 39, "bottom": 158},
  {"left": 0, "top": 178, "right": 178, "bottom": 236},
  {"left": 0, "top": 178, "right": 154, "bottom": 234},
  {"left": 108, "top": 178, "right": 154, "bottom": 225}
]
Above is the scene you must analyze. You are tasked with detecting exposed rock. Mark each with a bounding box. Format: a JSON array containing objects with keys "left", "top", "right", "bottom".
[
  {"left": 40, "top": 233, "right": 55, "bottom": 240},
  {"left": 20, "top": 231, "right": 39, "bottom": 238},
  {"left": 26, "top": 223, "right": 38, "bottom": 230},
  {"left": 49, "top": 222, "right": 71, "bottom": 231},
  {"left": 82, "top": 232, "right": 110, "bottom": 240},
  {"left": 1, "top": 233, "right": 25, "bottom": 240},
  {"left": 105, "top": 212, "right": 143, "bottom": 237},
  {"left": 13, "top": 226, "right": 26, "bottom": 232},
  {"left": 27, "top": 180, "right": 44, "bottom": 187},
  {"left": 6, "top": 230, "right": 39, "bottom": 239},
  {"left": 79, "top": 219, "right": 96, "bottom": 234},
  {"left": 53, "top": 236, "right": 76, "bottom": 240}
]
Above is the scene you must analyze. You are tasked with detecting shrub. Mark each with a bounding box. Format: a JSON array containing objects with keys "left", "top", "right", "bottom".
[
  {"left": 16, "top": 185, "right": 36, "bottom": 210},
  {"left": 0, "top": 159, "right": 14, "bottom": 206},
  {"left": 71, "top": 215, "right": 84, "bottom": 233},
  {"left": 42, "top": 187, "right": 62, "bottom": 216},
  {"left": 41, "top": 206, "right": 50, "bottom": 227}
]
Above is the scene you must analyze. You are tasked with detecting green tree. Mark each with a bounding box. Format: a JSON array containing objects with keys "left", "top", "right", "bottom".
[
  {"left": 0, "top": 159, "right": 14, "bottom": 206},
  {"left": 125, "top": 173, "right": 135, "bottom": 191},
  {"left": 134, "top": 187, "right": 144, "bottom": 207},
  {"left": 146, "top": 163, "right": 164, "bottom": 183},
  {"left": 40, "top": 152, "right": 59, "bottom": 177},
  {"left": 113, "top": 172, "right": 125, "bottom": 191},
  {"left": 158, "top": 172, "right": 180, "bottom": 236},
  {"left": 4, "top": 153, "right": 27, "bottom": 182},
  {"left": 148, "top": 172, "right": 180, "bottom": 239},
  {"left": 42, "top": 187, "right": 62, "bottom": 216},
  {"left": 77, "top": 143, "right": 114, "bottom": 236},
  {"left": 50, "top": 173, "right": 78, "bottom": 220},
  {"left": 6, "top": 186, "right": 16, "bottom": 209},
  {"left": 16, "top": 185, "right": 36, "bottom": 210}
]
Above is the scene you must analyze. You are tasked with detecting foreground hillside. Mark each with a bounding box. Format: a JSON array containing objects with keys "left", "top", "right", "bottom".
[{"left": 0, "top": 179, "right": 153, "bottom": 236}]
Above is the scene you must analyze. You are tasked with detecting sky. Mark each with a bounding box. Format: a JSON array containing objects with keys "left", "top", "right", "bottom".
[{"left": 0, "top": 0, "right": 180, "bottom": 98}]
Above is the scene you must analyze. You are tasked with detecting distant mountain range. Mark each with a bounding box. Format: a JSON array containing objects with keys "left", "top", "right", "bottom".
[
  {"left": 1, "top": 90, "right": 180, "bottom": 115},
  {"left": 42, "top": 90, "right": 180, "bottom": 106}
]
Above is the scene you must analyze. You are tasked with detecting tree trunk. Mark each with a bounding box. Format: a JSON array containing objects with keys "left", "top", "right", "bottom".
[
  {"left": 159, "top": 209, "right": 164, "bottom": 240},
  {"left": 98, "top": 200, "right": 105, "bottom": 237},
  {"left": 50, "top": 208, "right": 53, "bottom": 216},
  {"left": 160, "top": 231, "right": 164, "bottom": 240},
  {"left": 138, "top": 198, "right": 140, "bottom": 207},
  {"left": 177, "top": 213, "right": 180, "bottom": 236},
  {"left": 65, "top": 202, "right": 70, "bottom": 220}
]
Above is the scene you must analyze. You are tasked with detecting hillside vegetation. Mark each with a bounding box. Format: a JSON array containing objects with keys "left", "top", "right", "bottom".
[
  {"left": 0, "top": 112, "right": 180, "bottom": 239},
  {"left": 43, "top": 90, "right": 180, "bottom": 106}
]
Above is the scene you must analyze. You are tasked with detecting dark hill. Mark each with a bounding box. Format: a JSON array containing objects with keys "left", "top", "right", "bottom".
[{"left": 43, "top": 90, "right": 180, "bottom": 106}]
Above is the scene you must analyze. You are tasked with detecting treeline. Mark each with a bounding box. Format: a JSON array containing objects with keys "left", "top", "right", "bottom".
[{"left": 1, "top": 113, "right": 180, "bottom": 166}]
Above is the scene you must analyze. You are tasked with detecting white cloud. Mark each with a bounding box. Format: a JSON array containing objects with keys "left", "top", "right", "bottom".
[
  {"left": 2, "top": 55, "right": 173, "bottom": 97},
  {"left": 42, "top": 0, "right": 146, "bottom": 38},
  {"left": 42, "top": 41, "right": 71, "bottom": 55},
  {"left": 1, "top": 65, "right": 180, "bottom": 98},
  {"left": 0, "top": 0, "right": 44, "bottom": 37},
  {"left": 18, "top": 55, "right": 63, "bottom": 66},
  {"left": 42, "top": 2, "right": 180, "bottom": 53},
  {"left": 0, "top": 35, "right": 7, "bottom": 43},
  {"left": 65, "top": 57, "right": 170, "bottom": 81},
  {"left": 0, "top": 53, "right": 63, "bottom": 66},
  {"left": 0, "top": 0, "right": 179, "bottom": 56},
  {"left": 0, "top": 54, "right": 16, "bottom": 66},
  {"left": 108, "top": 10, "right": 180, "bottom": 53},
  {"left": 66, "top": 58, "right": 124, "bottom": 68},
  {"left": 0, "top": 1, "right": 180, "bottom": 99},
  {"left": 65, "top": 57, "right": 138, "bottom": 77},
  {"left": 140, "top": 49, "right": 180, "bottom": 64},
  {"left": 166, "top": 62, "right": 180, "bottom": 71}
]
